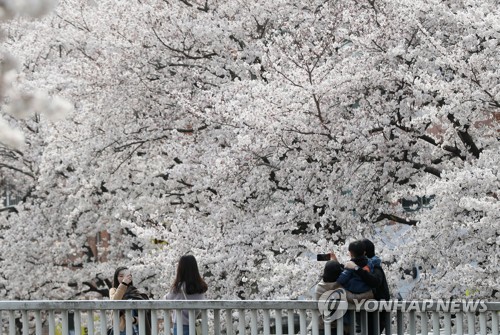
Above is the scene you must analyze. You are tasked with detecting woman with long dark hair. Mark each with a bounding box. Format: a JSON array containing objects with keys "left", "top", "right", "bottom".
[
  {"left": 165, "top": 255, "right": 208, "bottom": 335},
  {"left": 109, "top": 267, "right": 151, "bottom": 335}
]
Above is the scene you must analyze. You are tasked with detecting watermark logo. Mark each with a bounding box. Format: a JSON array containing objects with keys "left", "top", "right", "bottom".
[
  {"left": 351, "top": 300, "right": 488, "bottom": 313},
  {"left": 318, "top": 289, "right": 348, "bottom": 322}
]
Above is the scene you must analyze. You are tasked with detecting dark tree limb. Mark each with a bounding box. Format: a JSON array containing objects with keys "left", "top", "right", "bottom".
[
  {"left": 447, "top": 114, "right": 482, "bottom": 159},
  {"left": 375, "top": 213, "right": 419, "bottom": 226}
]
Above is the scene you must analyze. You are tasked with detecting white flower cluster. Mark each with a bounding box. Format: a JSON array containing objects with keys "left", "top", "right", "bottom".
[{"left": 0, "top": 0, "right": 71, "bottom": 149}]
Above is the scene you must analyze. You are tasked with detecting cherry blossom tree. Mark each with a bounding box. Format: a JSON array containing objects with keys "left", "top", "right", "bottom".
[
  {"left": 0, "top": 0, "right": 73, "bottom": 214},
  {"left": 1, "top": 0, "right": 498, "bottom": 301}
]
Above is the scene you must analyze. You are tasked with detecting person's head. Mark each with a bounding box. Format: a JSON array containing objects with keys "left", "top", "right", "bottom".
[
  {"left": 322, "top": 261, "right": 343, "bottom": 283},
  {"left": 113, "top": 266, "right": 132, "bottom": 288},
  {"left": 361, "top": 239, "right": 376, "bottom": 258},
  {"left": 172, "top": 255, "right": 208, "bottom": 295},
  {"left": 348, "top": 241, "right": 366, "bottom": 258}
]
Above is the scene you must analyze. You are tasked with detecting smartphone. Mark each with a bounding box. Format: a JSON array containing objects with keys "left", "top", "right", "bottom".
[{"left": 316, "top": 253, "right": 331, "bottom": 261}]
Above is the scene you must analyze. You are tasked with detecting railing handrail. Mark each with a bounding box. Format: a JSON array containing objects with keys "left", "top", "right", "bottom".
[
  {"left": 0, "top": 300, "right": 499, "bottom": 311},
  {"left": 1, "top": 299, "right": 498, "bottom": 335}
]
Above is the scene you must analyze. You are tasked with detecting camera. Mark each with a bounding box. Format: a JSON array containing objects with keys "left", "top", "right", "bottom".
[{"left": 316, "top": 253, "right": 331, "bottom": 261}]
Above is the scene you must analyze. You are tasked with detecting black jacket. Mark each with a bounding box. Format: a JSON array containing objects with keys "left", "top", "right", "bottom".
[
  {"left": 354, "top": 264, "right": 390, "bottom": 300},
  {"left": 354, "top": 264, "right": 390, "bottom": 335}
]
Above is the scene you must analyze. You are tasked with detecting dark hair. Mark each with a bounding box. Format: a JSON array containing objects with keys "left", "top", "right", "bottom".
[
  {"left": 322, "top": 261, "right": 343, "bottom": 282},
  {"left": 348, "top": 241, "right": 366, "bottom": 258},
  {"left": 361, "top": 239, "right": 376, "bottom": 258},
  {"left": 172, "top": 255, "right": 208, "bottom": 295},
  {"left": 113, "top": 266, "right": 133, "bottom": 288}
]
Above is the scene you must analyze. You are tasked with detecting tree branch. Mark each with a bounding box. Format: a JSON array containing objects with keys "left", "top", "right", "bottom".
[
  {"left": 0, "top": 163, "right": 35, "bottom": 179},
  {"left": 151, "top": 26, "right": 216, "bottom": 60},
  {"left": 375, "top": 213, "right": 418, "bottom": 226},
  {"left": 447, "top": 114, "right": 482, "bottom": 159}
]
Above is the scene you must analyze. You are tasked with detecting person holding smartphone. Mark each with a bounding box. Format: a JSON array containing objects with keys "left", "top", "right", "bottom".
[
  {"left": 109, "top": 267, "right": 151, "bottom": 335},
  {"left": 315, "top": 244, "right": 375, "bottom": 335}
]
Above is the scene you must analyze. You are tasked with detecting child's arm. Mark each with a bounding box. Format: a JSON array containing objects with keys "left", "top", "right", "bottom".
[
  {"left": 336, "top": 269, "right": 352, "bottom": 286},
  {"left": 346, "top": 264, "right": 381, "bottom": 288}
]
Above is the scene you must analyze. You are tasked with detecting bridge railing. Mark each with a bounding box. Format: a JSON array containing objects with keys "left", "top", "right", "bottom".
[{"left": 0, "top": 300, "right": 498, "bottom": 335}]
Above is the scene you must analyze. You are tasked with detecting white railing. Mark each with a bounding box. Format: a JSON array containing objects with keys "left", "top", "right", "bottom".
[{"left": 0, "top": 300, "right": 498, "bottom": 335}]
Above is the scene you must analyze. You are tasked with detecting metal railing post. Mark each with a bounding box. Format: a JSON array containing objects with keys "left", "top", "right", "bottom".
[
  {"left": 456, "top": 312, "right": 463, "bottom": 335},
  {"left": 237, "top": 309, "right": 245, "bottom": 334},
  {"left": 99, "top": 310, "right": 107, "bottom": 335},
  {"left": 35, "top": 310, "right": 43, "bottom": 335},
  {"left": 492, "top": 311, "right": 499, "bottom": 335},
  {"left": 298, "top": 309, "right": 307, "bottom": 335},
  {"left": 87, "top": 310, "right": 94, "bottom": 335},
  {"left": 21, "top": 310, "right": 29, "bottom": 335},
  {"left": 287, "top": 309, "right": 294, "bottom": 335},
  {"left": 275, "top": 309, "right": 283, "bottom": 335},
  {"left": 213, "top": 309, "right": 220, "bottom": 335},
  {"left": 225, "top": 308, "right": 233, "bottom": 335},
  {"left": 262, "top": 309, "right": 271, "bottom": 335}
]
